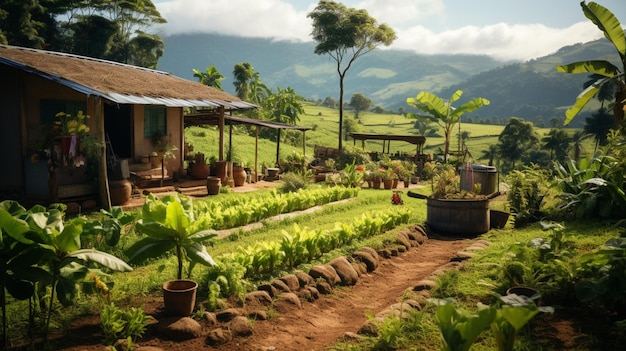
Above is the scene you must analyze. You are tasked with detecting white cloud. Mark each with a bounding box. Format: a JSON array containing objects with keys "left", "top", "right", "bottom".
[
  {"left": 392, "top": 21, "right": 605, "bottom": 61},
  {"left": 154, "top": 0, "right": 612, "bottom": 61},
  {"left": 156, "top": 0, "right": 312, "bottom": 41}
]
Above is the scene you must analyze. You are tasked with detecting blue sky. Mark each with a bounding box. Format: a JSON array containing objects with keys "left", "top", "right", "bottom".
[{"left": 152, "top": 0, "right": 626, "bottom": 61}]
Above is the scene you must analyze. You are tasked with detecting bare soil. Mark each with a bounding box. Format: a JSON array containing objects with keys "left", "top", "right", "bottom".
[{"left": 19, "top": 232, "right": 596, "bottom": 351}]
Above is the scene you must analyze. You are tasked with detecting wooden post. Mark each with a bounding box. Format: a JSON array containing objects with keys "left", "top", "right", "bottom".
[
  {"left": 95, "top": 97, "right": 111, "bottom": 210},
  {"left": 254, "top": 126, "right": 259, "bottom": 182},
  {"left": 218, "top": 105, "right": 225, "bottom": 160}
]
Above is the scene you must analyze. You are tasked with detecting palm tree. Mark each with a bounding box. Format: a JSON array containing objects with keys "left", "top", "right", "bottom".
[
  {"left": 497, "top": 117, "right": 538, "bottom": 170},
  {"left": 542, "top": 129, "right": 571, "bottom": 162},
  {"left": 584, "top": 108, "right": 616, "bottom": 152},
  {"left": 192, "top": 64, "right": 224, "bottom": 90},
  {"left": 568, "top": 130, "right": 589, "bottom": 161},
  {"left": 479, "top": 144, "right": 499, "bottom": 166},
  {"left": 406, "top": 90, "right": 489, "bottom": 161}
]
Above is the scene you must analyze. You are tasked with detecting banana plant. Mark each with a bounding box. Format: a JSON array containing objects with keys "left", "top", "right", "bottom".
[
  {"left": 490, "top": 294, "right": 554, "bottom": 351},
  {"left": 556, "top": 1, "right": 626, "bottom": 128},
  {"left": 12, "top": 203, "right": 133, "bottom": 344},
  {"left": 407, "top": 90, "right": 489, "bottom": 161},
  {"left": 126, "top": 193, "right": 216, "bottom": 280},
  {"left": 432, "top": 298, "right": 496, "bottom": 351}
]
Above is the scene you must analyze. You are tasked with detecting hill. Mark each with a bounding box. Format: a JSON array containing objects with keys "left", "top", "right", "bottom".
[{"left": 158, "top": 33, "right": 617, "bottom": 128}]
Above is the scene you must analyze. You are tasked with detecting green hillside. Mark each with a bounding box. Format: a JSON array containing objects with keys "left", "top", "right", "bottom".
[
  {"left": 161, "top": 34, "right": 616, "bottom": 130},
  {"left": 185, "top": 103, "right": 592, "bottom": 170}
]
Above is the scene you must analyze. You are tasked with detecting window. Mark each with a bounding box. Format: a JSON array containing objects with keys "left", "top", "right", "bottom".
[{"left": 144, "top": 105, "right": 166, "bottom": 137}]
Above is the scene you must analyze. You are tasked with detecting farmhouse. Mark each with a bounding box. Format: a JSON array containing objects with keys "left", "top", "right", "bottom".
[{"left": 0, "top": 45, "right": 255, "bottom": 209}]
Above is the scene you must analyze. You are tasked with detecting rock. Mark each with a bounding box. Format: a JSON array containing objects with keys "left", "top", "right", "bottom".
[
  {"left": 413, "top": 279, "right": 437, "bottom": 291},
  {"left": 452, "top": 251, "right": 475, "bottom": 261},
  {"left": 396, "top": 232, "right": 412, "bottom": 250},
  {"left": 271, "top": 278, "right": 292, "bottom": 293},
  {"left": 277, "top": 292, "right": 301, "bottom": 308},
  {"left": 245, "top": 290, "right": 273, "bottom": 308},
  {"left": 228, "top": 315, "right": 254, "bottom": 337},
  {"left": 309, "top": 264, "right": 341, "bottom": 286},
  {"left": 247, "top": 310, "right": 269, "bottom": 320},
  {"left": 279, "top": 274, "right": 301, "bottom": 291},
  {"left": 156, "top": 317, "right": 202, "bottom": 341},
  {"left": 357, "top": 320, "right": 379, "bottom": 336},
  {"left": 203, "top": 312, "right": 218, "bottom": 326},
  {"left": 295, "top": 271, "right": 315, "bottom": 287},
  {"left": 329, "top": 256, "right": 359, "bottom": 286},
  {"left": 257, "top": 283, "right": 278, "bottom": 297},
  {"left": 305, "top": 286, "right": 320, "bottom": 300},
  {"left": 205, "top": 328, "right": 232, "bottom": 346},
  {"left": 316, "top": 281, "right": 333, "bottom": 294},
  {"left": 215, "top": 308, "right": 242, "bottom": 323},
  {"left": 378, "top": 248, "right": 392, "bottom": 258},
  {"left": 352, "top": 250, "right": 378, "bottom": 272}
]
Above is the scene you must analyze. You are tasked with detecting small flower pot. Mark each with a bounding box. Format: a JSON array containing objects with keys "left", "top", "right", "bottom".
[{"left": 162, "top": 280, "right": 198, "bottom": 316}]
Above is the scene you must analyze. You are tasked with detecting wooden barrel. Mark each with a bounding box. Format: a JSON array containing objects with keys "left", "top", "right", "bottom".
[{"left": 426, "top": 198, "right": 490, "bottom": 237}]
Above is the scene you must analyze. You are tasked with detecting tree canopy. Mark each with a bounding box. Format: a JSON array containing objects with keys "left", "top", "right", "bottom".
[
  {"left": 308, "top": 0, "right": 396, "bottom": 150},
  {"left": 0, "top": 0, "right": 166, "bottom": 68}
]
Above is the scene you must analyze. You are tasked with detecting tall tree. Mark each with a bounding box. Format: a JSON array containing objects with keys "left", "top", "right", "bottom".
[
  {"left": 569, "top": 130, "right": 589, "bottom": 161},
  {"left": 193, "top": 64, "right": 224, "bottom": 90},
  {"left": 479, "top": 144, "right": 499, "bottom": 166},
  {"left": 308, "top": 0, "right": 396, "bottom": 150},
  {"left": 584, "top": 108, "right": 616, "bottom": 152},
  {"left": 542, "top": 128, "right": 571, "bottom": 162},
  {"left": 406, "top": 90, "right": 489, "bottom": 161},
  {"left": 497, "top": 117, "right": 539, "bottom": 170},
  {"left": 556, "top": 1, "right": 626, "bottom": 129},
  {"left": 233, "top": 62, "right": 269, "bottom": 105},
  {"left": 263, "top": 86, "right": 305, "bottom": 125},
  {"left": 348, "top": 93, "right": 372, "bottom": 119}
]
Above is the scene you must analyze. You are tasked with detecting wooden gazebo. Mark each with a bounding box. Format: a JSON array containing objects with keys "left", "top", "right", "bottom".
[{"left": 185, "top": 112, "right": 310, "bottom": 179}]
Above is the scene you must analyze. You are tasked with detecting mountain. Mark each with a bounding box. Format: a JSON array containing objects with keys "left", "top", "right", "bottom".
[
  {"left": 158, "top": 33, "right": 504, "bottom": 103},
  {"left": 158, "top": 33, "right": 616, "bottom": 127}
]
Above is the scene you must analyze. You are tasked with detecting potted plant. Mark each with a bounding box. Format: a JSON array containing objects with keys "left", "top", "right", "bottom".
[
  {"left": 151, "top": 133, "right": 177, "bottom": 168},
  {"left": 126, "top": 193, "right": 217, "bottom": 316},
  {"left": 409, "top": 162, "right": 492, "bottom": 237}
]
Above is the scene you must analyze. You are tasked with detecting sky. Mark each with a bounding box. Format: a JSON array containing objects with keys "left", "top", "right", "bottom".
[{"left": 151, "top": 0, "right": 626, "bottom": 62}]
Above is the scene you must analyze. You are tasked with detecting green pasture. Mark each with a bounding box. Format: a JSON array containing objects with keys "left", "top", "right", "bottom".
[{"left": 185, "top": 102, "right": 595, "bottom": 169}]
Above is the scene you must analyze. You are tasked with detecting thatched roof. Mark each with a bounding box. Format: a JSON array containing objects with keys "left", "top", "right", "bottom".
[{"left": 0, "top": 45, "right": 255, "bottom": 109}]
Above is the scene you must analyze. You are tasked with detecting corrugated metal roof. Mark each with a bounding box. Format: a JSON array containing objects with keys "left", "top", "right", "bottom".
[{"left": 0, "top": 45, "right": 257, "bottom": 110}]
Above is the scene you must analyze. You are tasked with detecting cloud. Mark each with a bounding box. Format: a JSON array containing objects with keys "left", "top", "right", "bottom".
[
  {"left": 393, "top": 21, "right": 604, "bottom": 61},
  {"left": 156, "top": 0, "right": 312, "bottom": 41},
  {"left": 155, "top": 0, "right": 609, "bottom": 61}
]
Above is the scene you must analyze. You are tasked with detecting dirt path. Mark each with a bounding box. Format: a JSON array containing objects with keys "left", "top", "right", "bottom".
[
  {"left": 44, "top": 235, "right": 471, "bottom": 351},
  {"left": 212, "top": 236, "right": 471, "bottom": 351}
]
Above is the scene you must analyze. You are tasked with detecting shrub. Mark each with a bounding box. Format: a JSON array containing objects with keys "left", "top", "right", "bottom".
[{"left": 280, "top": 172, "right": 309, "bottom": 192}]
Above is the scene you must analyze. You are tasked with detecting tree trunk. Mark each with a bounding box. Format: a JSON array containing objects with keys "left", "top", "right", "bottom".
[{"left": 338, "top": 71, "right": 345, "bottom": 151}]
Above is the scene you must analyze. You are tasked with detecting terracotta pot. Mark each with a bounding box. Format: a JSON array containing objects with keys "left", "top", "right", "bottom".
[
  {"left": 233, "top": 166, "right": 246, "bottom": 186},
  {"left": 109, "top": 179, "right": 132, "bottom": 205},
  {"left": 162, "top": 280, "right": 198, "bottom": 316},
  {"left": 383, "top": 179, "right": 393, "bottom": 189},
  {"left": 190, "top": 163, "right": 210, "bottom": 180},
  {"left": 372, "top": 179, "right": 381, "bottom": 189},
  {"left": 214, "top": 161, "right": 228, "bottom": 183},
  {"left": 206, "top": 176, "right": 221, "bottom": 195}
]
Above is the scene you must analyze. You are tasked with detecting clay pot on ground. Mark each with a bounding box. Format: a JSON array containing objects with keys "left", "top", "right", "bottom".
[
  {"left": 206, "top": 176, "right": 221, "bottom": 195},
  {"left": 109, "top": 178, "right": 132, "bottom": 205},
  {"left": 383, "top": 179, "right": 393, "bottom": 190},
  {"left": 189, "top": 163, "right": 210, "bottom": 180},
  {"left": 162, "top": 280, "right": 198, "bottom": 316},
  {"left": 233, "top": 166, "right": 246, "bottom": 186}
]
